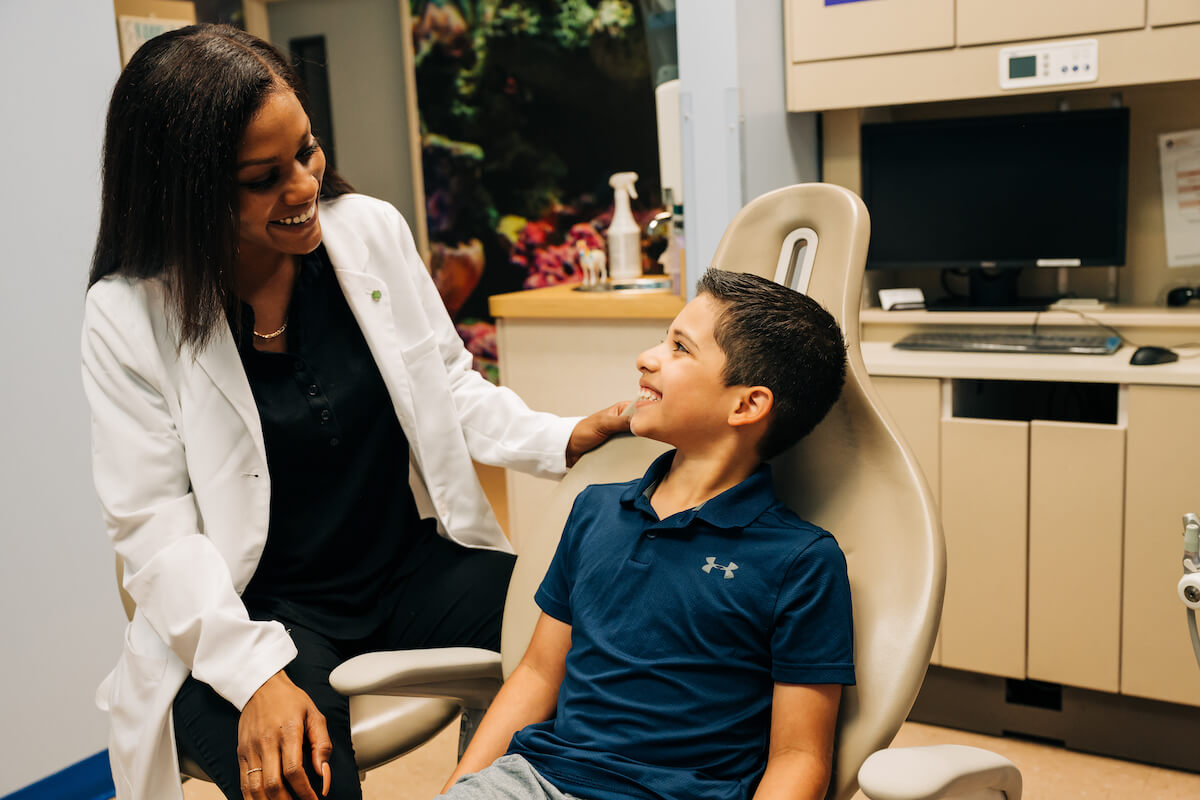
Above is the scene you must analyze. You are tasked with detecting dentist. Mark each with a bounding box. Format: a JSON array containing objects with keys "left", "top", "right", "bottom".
[{"left": 82, "top": 24, "right": 627, "bottom": 800}]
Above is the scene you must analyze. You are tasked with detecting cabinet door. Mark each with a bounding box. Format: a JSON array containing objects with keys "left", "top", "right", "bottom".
[
  {"left": 1122, "top": 385, "right": 1200, "bottom": 707},
  {"left": 871, "top": 376, "right": 943, "bottom": 663},
  {"left": 787, "top": 0, "right": 954, "bottom": 64},
  {"left": 1027, "top": 420, "right": 1125, "bottom": 693},
  {"left": 939, "top": 417, "right": 1028, "bottom": 679},
  {"left": 957, "top": 0, "right": 1145, "bottom": 47},
  {"left": 497, "top": 318, "right": 662, "bottom": 551},
  {"left": 1150, "top": 0, "right": 1200, "bottom": 28}
]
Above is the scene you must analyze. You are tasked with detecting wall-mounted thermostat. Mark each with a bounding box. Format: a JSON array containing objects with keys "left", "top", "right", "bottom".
[{"left": 999, "top": 39, "right": 1098, "bottom": 90}]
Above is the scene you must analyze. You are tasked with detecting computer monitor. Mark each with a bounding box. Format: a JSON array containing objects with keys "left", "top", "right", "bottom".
[{"left": 860, "top": 107, "right": 1130, "bottom": 308}]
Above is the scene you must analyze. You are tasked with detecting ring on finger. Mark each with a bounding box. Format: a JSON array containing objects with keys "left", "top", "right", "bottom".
[{"left": 246, "top": 767, "right": 263, "bottom": 775}]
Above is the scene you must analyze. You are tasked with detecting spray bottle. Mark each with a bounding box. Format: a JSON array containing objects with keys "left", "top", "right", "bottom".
[{"left": 607, "top": 172, "right": 642, "bottom": 280}]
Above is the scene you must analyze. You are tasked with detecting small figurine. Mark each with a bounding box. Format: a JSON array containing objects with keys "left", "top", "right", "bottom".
[{"left": 577, "top": 241, "right": 608, "bottom": 289}]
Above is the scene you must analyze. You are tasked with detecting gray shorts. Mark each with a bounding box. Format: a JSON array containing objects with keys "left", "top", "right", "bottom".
[{"left": 438, "top": 754, "right": 589, "bottom": 800}]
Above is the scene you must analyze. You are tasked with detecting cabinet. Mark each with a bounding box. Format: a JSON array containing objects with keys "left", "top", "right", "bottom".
[
  {"left": 956, "top": 0, "right": 1145, "bottom": 47},
  {"left": 1121, "top": 385, "right": 1200, "bottom": 707},
  {"left": 1150, "top": 0, "right": 1200, "bottom": 28},
  {"left": 939, "top": 416, "right": 1028, "bottom": 679},
  {"left": 866, "top": 342, "right": 1200, "bottom": 708},
  {"left": 1026, "top": 420, "right": 1125, "bottom": 693},
  {"left": 787, "top": 0, "right": 954, "bottom": 63},
  {"left": 785, "top": 0, "right": 1200, "bottom": 111}
]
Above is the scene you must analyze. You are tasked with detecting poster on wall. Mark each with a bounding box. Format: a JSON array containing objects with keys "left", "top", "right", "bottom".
[
  {"left": 1159, "top": 129, "right": 1200, "bottom": 268},
  {"left": 116, "top": 15, "right": 193, "bottom": 65}
]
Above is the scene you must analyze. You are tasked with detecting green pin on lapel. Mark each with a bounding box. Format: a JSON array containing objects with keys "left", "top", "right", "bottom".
[{"left": 371, "top": 289, "right": 382, "bottom": 301}]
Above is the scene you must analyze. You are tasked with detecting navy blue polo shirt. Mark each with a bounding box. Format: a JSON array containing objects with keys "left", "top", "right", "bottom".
[{"left": 508, "top": 451, "right": 855, "bottom": 800}]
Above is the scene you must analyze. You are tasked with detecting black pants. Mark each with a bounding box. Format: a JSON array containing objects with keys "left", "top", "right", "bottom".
[{"left": 172, "top": 533, "right": 516, "bottom": 800}]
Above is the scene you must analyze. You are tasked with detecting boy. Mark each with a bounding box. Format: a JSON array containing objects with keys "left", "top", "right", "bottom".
[{"left": 439, "top": 269, "right": 854, "bottom": 800}]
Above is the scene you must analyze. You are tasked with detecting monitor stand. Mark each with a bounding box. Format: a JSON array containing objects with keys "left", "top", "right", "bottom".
[{"left": 930, "top": 268, "right": 1059, "bottom": 312}]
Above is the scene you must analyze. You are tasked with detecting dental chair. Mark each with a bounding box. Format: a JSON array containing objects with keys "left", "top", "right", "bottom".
[
  {"left": 335, "top": 183, "right": 1024, "bottom": 799},
  {"left": 114, "top": 561, "right": 462, "bottom": 784}
]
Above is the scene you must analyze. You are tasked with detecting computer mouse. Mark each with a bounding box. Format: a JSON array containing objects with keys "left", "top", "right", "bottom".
[{"left": 1130, "top": 346, "right": 1179, "bottom": 365}]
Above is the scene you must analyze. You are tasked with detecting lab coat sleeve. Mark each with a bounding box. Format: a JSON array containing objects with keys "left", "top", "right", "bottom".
[
  {"left": 386, "top": 206, "right": 582, "bottom": 479},
  {"left": 81, "top": 282, "right": 296, "bottom": 711}
]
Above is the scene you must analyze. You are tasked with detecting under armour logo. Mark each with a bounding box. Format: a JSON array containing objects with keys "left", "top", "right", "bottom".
[{"left": 702, "top": 557, "right": 738, "bottom": 579}]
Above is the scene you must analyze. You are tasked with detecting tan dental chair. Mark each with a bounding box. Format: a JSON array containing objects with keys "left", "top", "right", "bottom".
[
  {"left": 331, "top": 183, "right": 1022, "bottom": 799},
  {"left": 114, "top": 561, "right": 462, "bottom": 783}
]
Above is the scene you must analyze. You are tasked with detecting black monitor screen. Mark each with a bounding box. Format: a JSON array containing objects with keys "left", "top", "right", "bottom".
[{"left": 861, "top": 108, "right": 1129, "bottom": 270}]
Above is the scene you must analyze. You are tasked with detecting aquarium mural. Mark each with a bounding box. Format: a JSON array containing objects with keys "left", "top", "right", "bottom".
[{"left": 411, "top": 0, "right": 663, "bottom": 382}]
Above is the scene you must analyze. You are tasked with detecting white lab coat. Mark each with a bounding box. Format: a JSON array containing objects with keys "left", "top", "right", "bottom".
[{"left": 81, "top": 194, "right": 578, "bottom": 800}]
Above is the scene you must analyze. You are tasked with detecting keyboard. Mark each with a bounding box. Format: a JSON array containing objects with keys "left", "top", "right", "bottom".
[{"left": 894, "top": 328, "right": 1122, "bottom": 356}]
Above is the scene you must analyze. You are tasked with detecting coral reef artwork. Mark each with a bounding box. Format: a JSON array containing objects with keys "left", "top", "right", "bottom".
[{"left": 411, "top": 0, "right": 663, "bottom": 382}]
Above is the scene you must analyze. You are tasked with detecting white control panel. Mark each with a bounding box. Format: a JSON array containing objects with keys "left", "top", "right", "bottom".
[{"left": 998, "top": 39, "right": 1099, "bottom": 90}]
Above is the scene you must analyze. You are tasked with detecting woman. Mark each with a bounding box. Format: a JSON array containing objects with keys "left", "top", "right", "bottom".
[{"left": 83, "top": 24, "right": 627, "bottom": 800}]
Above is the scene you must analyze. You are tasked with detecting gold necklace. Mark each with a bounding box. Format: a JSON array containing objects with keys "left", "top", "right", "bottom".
[{"left": 253, "top": 319, "right": 288, "bottom": 339}]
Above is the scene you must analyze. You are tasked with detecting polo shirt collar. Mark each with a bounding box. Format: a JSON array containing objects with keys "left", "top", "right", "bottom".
[{"left": 619, "top": 450, "right": 778, "bottom": 530}]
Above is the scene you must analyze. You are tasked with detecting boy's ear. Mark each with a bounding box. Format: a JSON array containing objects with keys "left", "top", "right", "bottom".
[{"left": 728, "top": 386, "right": 773, "bottom": 428}]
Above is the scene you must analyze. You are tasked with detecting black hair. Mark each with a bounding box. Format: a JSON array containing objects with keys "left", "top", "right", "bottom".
[
  {"left": 696, "top": 269, "right": 847, "bottom": 459},
  {"left": 89, "top": 23, "right": 354, "bottom": 351}
]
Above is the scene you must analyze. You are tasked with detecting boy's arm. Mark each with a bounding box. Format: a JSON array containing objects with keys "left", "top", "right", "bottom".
[
  {"left": 440, "top": 612, "right": 573, "bottom": 791},
  {"left": 752, "top": 683, "right": 842, "bottom": 800}
]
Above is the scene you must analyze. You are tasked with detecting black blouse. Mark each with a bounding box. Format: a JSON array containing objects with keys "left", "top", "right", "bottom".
[{"left": 235, "top": 246, "right": 428, "bottom": 638}]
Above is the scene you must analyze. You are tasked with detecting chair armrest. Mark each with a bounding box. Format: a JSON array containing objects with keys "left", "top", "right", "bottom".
[
  {"left": 858, "top": 745, "right": 1022, "bottom": 800},
  {"left": 329, "top": 647, "right": 503, "bottom": 709}
]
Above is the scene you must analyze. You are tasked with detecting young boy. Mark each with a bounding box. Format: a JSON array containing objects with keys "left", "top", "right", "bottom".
[{"left": 439, "top": 269, "right": 854, "bottom": 800}]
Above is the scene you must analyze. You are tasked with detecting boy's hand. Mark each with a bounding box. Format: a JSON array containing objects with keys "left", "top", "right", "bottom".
[{"left": 566, "top": 402, "right": 633, "bottom": 467}]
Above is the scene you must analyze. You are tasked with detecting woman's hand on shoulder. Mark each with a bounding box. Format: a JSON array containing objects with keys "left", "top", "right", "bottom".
[
  {"left": 565, "top": 401, "right": 633, "bottom": 468},
  {"left": 238, "top": 670, "right": 332, "bottom": 800}
]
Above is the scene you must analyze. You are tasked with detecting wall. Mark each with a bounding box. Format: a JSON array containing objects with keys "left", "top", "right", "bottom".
[
  {"left": 264, "top": 0, "right": 424, "bottom": 245},
  {"left": 824, "top": 81, "right": 1200, "bottom": 307},
  {"left": 0, "top": 1, "right": 125, "bottom": 794},
  {"left": 677, "top": 0, "right": 819, "bottom": 299}
]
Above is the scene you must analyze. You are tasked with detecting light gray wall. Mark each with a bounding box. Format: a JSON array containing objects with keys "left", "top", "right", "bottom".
[
  {"left": 267, "top": 0, "right": 421, "bottom": 225},
  {"left": 676, "top": 1, "right": 819, "bottom": 298},
  {"left": 735, "top": 4, "right": 820, "bottom": 200},
  {"left": 0, "top": 1, "right": 125, "bottom": 794}
]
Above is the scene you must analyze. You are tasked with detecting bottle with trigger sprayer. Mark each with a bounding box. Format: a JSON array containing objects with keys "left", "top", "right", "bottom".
[{"left": 607, "top": 172, "right": 642, "bottom": 280}]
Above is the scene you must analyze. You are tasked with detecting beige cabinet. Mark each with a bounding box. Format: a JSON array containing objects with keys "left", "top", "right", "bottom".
[
  {"left": 939, "top": 417, "right": 1029, "bottom": 679},
  {"left": 787, "top": 0, "right": 954, "bottom": 64},
  {"left": 1026, "top": 420, "right": 1126, "bottom": 693},
  {"left": 956, "top": 0, "right": 1146, "bottom": 47},
  {"left": 496, "top": 316, "right": 665, "bottom": 550},
  {"left": 1150, "top": 0, "right": 1200, "bottom": 28},
  {"left": 786, "top": 0, "right": 1200, "bottom": 111},
  {"left": 1121, "top": 385, "right": 1200, "bottom": 707}
]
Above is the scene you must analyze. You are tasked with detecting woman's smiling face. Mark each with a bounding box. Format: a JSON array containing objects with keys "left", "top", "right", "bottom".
[{"left": 235, "top": 88, "right": 326, "bottom": 269}]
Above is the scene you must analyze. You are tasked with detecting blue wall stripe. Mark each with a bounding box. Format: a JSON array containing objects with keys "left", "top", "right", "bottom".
[{"left": 1, "top": 750, "right": 114, "bottom": 800}]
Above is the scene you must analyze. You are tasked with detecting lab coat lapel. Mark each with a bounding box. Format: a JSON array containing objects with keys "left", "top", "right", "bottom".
[
  {"left": 321, "top": 214, "right": 420, "bottom": 435},
  {"left": 193, "top": 324, "right": 267, "bottom": 466}
]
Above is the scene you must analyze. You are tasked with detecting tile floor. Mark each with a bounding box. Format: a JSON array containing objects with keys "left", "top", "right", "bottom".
[{"left": 182, "top": 717, "right": 1200, "bottom": 800}]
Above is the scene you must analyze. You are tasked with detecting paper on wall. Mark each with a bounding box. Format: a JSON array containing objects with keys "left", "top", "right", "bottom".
[
  {"left": 1159, "top": 129, "right": 1200, "bottom": 268},
  {"left": 116, "top": 15, "right": 191, "bottom": 67}
]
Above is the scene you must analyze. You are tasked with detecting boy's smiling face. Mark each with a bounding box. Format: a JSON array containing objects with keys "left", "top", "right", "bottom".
[{"left": 631, "top": 294, "right": 747, "bottom": 449}]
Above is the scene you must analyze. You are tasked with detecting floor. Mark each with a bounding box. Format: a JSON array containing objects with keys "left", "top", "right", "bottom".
[{"left": 182, "top": 717, "right": 1200, "bottom": 800}]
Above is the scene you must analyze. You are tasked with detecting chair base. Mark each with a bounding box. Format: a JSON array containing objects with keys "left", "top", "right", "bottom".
[{"left": 909, "top": 666, "right": 1200, "bottom": 774}]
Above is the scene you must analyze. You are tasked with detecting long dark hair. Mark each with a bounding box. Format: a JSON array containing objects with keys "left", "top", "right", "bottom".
[{"left": 89, "top": 24, "right": 354, "bottom": 351}]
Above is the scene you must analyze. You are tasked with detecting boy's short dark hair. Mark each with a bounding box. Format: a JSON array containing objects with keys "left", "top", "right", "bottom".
[{"left": 697, "top": 269, "right": 847, "bottom": 460}]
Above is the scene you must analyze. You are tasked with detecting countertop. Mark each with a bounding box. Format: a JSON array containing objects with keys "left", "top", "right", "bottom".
[
  {"left": 861, "top": 340, "right": 1200, "bottom": 386},
  {"left": 489, "top": 283, "right": 684, "bottom": 320}
]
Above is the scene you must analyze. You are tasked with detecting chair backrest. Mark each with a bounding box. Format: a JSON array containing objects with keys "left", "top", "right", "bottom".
[{"left": 501, "top": 183, "right": 945, "bottom": 800}]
